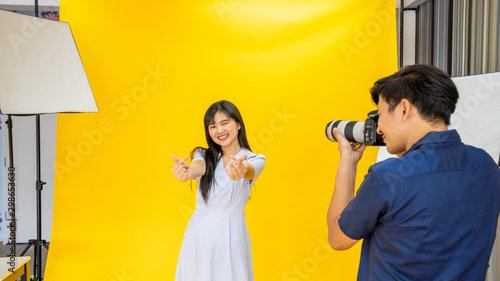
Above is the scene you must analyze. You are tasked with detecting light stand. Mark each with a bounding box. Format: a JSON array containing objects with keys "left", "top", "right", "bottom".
[
  {"left": 0, "top": 7, "right": 98, "bottom": 281},
  {"left": 6, "top": 115, "right": 16, "bottom": 257},
  {"left": 19, "top": 116, "right": 49, "bottom": 281},
  {"left": 17, "top": 4, "right": 50, "bottom": 280}
]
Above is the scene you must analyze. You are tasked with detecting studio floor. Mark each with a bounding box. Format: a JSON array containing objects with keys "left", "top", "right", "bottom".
[{"left": 0, "top": 243, "right": 49, "bottom": 280}]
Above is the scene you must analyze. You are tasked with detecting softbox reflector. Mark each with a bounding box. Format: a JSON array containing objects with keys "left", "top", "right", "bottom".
[{"left": 0, "top": 9, "right": 98, "bottom": 115}]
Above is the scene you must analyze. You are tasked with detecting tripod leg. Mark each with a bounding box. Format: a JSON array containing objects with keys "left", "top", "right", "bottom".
[
  {"left": 20, "top": 244, "right": 32, "bottom": 256},
  {"left": 20, "top": 240, "right": 35, "bottom": 256}
]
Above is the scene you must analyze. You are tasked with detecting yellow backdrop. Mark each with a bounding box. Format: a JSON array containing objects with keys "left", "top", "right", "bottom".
[{"left": 46, "top": 1, "right": 397, "bottom": 280}]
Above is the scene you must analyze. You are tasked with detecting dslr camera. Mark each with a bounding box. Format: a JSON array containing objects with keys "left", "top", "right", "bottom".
[{"left": 325, "top": 110, "right": 385, "bottom": 146}]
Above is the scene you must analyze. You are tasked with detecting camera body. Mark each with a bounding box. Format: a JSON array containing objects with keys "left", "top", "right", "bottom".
[{"left": 325, "top": 110, "right": 385, "bottom": 146}]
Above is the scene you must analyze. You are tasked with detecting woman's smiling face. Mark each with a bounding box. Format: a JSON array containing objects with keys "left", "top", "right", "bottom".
[{"left": 208, "top": 111, "right": 241, "bottom": 149}]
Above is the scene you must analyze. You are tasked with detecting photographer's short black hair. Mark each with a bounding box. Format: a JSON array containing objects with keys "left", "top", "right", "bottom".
[{"left": 370, "top": 64, "right": 459, "bottom": 125}]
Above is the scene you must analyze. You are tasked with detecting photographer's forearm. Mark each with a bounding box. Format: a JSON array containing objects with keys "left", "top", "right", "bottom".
[
  {"left": 327, "top": 157, "right": 358, "bottom": 249},
  {"left": 329, "top": 157, "right": 357, "bottom": 219}
]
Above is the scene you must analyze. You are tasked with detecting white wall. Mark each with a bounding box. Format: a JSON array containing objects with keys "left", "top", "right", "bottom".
[{"left": 1, "top": 115, "right": 56, "bottom": 243}]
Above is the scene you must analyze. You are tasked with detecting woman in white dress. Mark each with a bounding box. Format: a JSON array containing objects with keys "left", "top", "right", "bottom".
[{"left": 171, "top": 100, "right": 266, "bottom": 281}]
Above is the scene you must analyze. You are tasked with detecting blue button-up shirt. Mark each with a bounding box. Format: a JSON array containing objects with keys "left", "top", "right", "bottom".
[{"left": 339, "top": 130, "right": 500, "bottom": 280}]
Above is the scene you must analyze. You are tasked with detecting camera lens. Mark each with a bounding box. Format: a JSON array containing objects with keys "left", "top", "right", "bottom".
[{"left": 325, "top": 120, "right": 365, "bottom": 143}]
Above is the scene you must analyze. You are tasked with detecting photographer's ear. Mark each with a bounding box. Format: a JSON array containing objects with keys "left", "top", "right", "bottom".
[{"left": 400, "top": 99, "right": 411, "bottom": 121}]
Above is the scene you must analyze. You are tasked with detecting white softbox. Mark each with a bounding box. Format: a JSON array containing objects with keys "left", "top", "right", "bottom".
[{"left": 0, "top": 9, "right": 97, "bottom": 115}]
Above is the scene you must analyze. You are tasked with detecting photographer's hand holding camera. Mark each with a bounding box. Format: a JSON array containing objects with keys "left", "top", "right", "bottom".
[{"left": 326, "top": 64, "right": 500, "bottom": 280}]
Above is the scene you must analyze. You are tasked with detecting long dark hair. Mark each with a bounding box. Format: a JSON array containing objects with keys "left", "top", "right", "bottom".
[{"left": 190, "top": 100, "right": 252, "bottom": 202}]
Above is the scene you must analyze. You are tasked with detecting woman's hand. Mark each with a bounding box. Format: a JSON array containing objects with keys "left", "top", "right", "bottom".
[
  {"left": 225, "top": 154, "right": 248, "bottom": 181},
  {"left": 171, "top": 154, "right": 193, "bottom": 182}
]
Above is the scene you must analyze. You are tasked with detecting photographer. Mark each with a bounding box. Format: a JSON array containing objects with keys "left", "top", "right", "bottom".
[{"left": 327, "top": 64, "right": 500, "bottom": 280}]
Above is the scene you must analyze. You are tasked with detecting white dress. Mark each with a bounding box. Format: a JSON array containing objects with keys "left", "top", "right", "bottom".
[{"left": 175, "top": 147, "right": 266, "bottom": 281}]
